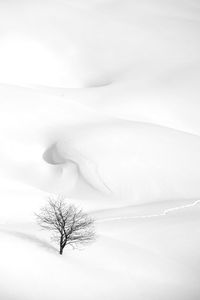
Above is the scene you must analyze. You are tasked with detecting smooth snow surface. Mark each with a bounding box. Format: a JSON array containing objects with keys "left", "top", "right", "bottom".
[{"left": 0, "top": 0, "right": 200, "bottom": 299}]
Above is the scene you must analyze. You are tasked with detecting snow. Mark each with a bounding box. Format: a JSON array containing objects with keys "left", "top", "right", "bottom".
[{"left": 0, "top": 0, "right": 200, "bottom": 299}]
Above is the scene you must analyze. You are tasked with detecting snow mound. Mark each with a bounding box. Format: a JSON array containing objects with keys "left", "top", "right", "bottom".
[{"left": 0, "top": 0, "right": 200, "bottom": 299}]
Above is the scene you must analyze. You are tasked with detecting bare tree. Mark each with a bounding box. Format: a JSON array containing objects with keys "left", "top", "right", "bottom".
[{"left": 35, "top": 196, "right": 96, "bottom": 255}]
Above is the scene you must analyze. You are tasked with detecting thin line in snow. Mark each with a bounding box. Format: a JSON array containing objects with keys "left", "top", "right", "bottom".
[{"left": 95, "top": 199, "right": 200, "bottom": 223}]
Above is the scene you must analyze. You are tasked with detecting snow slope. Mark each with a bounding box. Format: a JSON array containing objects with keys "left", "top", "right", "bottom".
[
  {"left": 1, "top": 202, "right": 200, "bottom": 300},
  {"left": 0, "top": 0, "right": 200, "bottom": 299}
]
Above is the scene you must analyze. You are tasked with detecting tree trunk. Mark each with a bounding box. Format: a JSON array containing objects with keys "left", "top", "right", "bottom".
[
  {"left": 59, "top": 234, "right": 67, "bottom": 255},
  {"left": 59, "top": 246, "right": 63, "bottom": 255},
  {"left": 60, "top": 235, "right": 64, "bottom": 255}
]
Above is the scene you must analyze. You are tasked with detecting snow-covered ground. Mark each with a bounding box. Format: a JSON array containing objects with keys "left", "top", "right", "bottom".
[{"left": 0, "top": 0, "right": 200, "bottom": 299}]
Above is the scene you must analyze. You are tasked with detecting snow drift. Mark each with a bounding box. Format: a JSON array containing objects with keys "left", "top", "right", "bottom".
[{"left": 0, "top": 0, "right": 200, "bottom": 299}]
